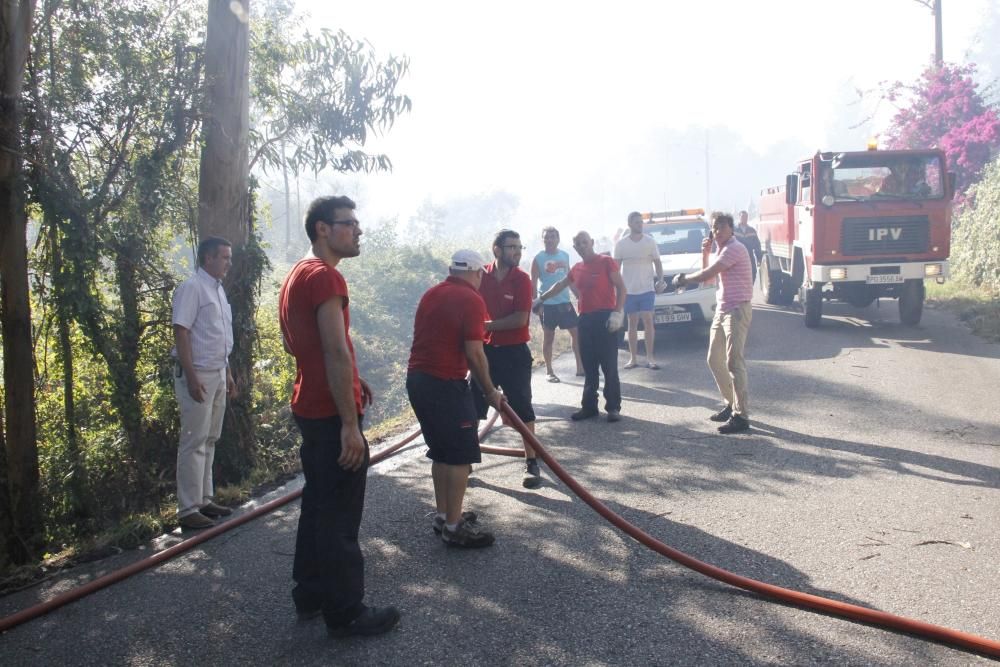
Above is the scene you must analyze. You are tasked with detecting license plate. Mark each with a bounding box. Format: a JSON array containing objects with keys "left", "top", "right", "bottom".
[
  {"left": 866, "top": 274, "right": 904, "bottom": 284},
  {"left": 654, "top": 312, "right": 692, "bottom": 324}
]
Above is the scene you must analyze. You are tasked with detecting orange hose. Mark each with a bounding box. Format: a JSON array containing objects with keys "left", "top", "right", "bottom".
[
  {"left": 494, "top": 402, "right": 1000, "bottom": 659},
  {"left": 0, "top": 424, "right": 425, "bottom": 635}
]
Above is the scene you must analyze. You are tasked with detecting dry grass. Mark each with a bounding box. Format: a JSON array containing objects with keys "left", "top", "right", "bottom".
[{"left": 926, "top": 281, "right": 1000, "bottom": 342}]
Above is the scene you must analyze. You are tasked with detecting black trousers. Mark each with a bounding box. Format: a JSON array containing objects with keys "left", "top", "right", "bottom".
[
  {"left": 292, "top": 414, "right": 369, "bottom": 628},
  {"left": 578, "top": 310, "right": 621, "bottom": 412}
]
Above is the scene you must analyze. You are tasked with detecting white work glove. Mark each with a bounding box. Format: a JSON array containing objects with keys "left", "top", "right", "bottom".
[
  {"left": 531, "top": 298, "right": 544, "bottom": 313},
  {"left": 606, "top": 310, "right": 624, "bottom": 332},
  {"left": 654, "top": 279, "right": 667, "bottom": 294}
]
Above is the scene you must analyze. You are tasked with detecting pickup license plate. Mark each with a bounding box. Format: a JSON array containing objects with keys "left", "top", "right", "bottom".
[
  {"left": 865, "top": 274, "right": 904, "bottom": 284},
  {"left": 654, "top": 311, "right": 692, "bottom": 324}
]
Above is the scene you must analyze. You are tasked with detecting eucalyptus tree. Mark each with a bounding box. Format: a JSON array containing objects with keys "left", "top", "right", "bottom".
[{"left": 200, "top": 0, "right": 411, "bottom": 478}]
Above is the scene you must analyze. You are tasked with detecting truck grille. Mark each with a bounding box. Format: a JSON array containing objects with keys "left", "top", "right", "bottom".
[{"left": 841, "top": 216, "right": 929, "bottom": 256}]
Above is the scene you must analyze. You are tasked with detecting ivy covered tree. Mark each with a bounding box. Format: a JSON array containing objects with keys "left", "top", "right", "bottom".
[{"left": 883, "top": 63, "right": 1000, "bottom": 195}]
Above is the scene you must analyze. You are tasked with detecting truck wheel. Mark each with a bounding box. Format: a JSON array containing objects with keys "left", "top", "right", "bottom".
[
  {"left": 898, "top": 279, "right": 924, "bottom": 325},
  {"left": 804, "top": 284, "right": 823, "bottom": 328},
  {"left": 761, "top": 256, "right": 784, "bottom": 305},
  {"left": 778, "top": 273, "right": 798, "bottom": 306}
]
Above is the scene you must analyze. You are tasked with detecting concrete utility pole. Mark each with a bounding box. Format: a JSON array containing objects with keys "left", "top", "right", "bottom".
[{"left": 934, "top": 0, "right": 942, "bottom": 66}]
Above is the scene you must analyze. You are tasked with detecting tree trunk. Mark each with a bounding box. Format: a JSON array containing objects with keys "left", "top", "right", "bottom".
[
  {"left": 0, "top": 0, "right": 41, "bottom": 565},
  {"left": 49, "top": 216, "right": 89, "bottom": 518},
  {"left": 198, "top": 0, "right": 256, "bottom": 482}
]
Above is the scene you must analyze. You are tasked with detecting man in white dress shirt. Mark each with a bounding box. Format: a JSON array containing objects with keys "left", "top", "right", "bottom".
[{"left": 171, "top": 237, "right": 237, "bottom": 529}]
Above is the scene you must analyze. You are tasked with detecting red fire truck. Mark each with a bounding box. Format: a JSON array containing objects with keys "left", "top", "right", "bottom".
[{"left": 755, "top": 146, "right": 954, "bottom": 327}]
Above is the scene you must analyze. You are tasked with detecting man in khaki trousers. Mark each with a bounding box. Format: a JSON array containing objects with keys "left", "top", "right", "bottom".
[
  {"left": 172, "top": 237, "right": 238, "bottom": 529},
  {"left": 673, "top": 212, "right": 754, "bottom": 434}
]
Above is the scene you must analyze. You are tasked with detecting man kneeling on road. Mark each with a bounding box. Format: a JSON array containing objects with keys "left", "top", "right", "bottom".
[
  {"left": 673, "top": 211, "right": 753, "bottom": 434},
  {"left": 407, "top": 250, "right": 503, "bottom": 548},
  {"left": 533, "top": 231, "right": 626, "bottom": 422}
]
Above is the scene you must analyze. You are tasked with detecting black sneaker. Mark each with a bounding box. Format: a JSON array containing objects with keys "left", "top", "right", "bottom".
[
  {"left": 441, "top": 518, "right": 495, "bottom": 548},
  {"left": 709, "top": 405, "right": 732, "bottom": 422},
  {"left": 571, "top": 408, "right": 598, "bottom": 421},
  {"left": 522, "top": 459, "right": 541, "bottom": 488},
  {"left": 718, "top": 414, "right": 750, "bottom": 434},
  {"left": 328, "top": 605, "right": 400, "bottom": 639},
  {"left": 432, "top": 511, "right": 477, "bottom": 535},
  {"left": 606, "top": 410, "right": 621, "bottom": 423}
]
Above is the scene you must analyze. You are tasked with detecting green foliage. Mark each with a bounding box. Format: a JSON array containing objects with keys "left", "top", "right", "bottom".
[
  {"left": 951, "top": 155, "right": 1000, "bottom": 293},
  {"left": 6, "top": 0, "right": 414, "bottom": 569},
  {"left": 249, "top": 1, "right": 411, "bottom": 175}
]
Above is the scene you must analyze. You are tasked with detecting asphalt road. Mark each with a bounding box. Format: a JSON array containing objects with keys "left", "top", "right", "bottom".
[{"left": 2, "top": 292, "right": 998, "bottom": 666}]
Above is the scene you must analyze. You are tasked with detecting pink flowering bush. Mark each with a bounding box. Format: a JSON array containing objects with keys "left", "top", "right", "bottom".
[{"left": 884, "top": 64, "right": 1000, "bottom": 198}]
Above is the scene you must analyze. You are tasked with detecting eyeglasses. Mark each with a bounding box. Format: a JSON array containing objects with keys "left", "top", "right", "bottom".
[
  {"left": 325, "top": 218, "right": 360, "bottom": 229},
  {"left": 502, "top": 244, "right": 524, "bottom": 251}
]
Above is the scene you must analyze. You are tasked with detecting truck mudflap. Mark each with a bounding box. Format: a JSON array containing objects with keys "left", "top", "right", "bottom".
[{"left": 810, "top": 260, "right": 948, "bottom": 284}]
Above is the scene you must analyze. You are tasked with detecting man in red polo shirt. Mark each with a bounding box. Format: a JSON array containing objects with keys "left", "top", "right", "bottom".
[
  {"left": 278, "top": 195, "right": 399, "bottom": 638},
  {"left": 407, "top": 250, "right": 503, "bottom": 548},
  {"left": 474, "top": 229, "right": 541, "bottom": 489},
  {"left": 533, "top": 231, "right": 626, "bottom": 422}
]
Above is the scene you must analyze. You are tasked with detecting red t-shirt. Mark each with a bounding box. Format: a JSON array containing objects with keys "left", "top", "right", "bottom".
[
  {"left": 569, "top": 254, "right": 620, "bottom": 313},
  {"left": 408, "top": 276, "right": 488, "bottom": 380},
  {"left": 278, "top": 258, "right": 363, "bottom": 419},
  {"left": 479, "top": 262, "right": 532, "bottom": 346}
]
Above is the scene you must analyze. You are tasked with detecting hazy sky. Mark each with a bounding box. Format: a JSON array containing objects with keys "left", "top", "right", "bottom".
[{"left": 287, "top": 0, "right": 994, "bottom": 238}]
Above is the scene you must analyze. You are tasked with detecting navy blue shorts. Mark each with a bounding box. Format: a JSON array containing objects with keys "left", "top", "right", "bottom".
[
  {"left": 406, "top": 372, "right": 481, "bottom": 465},
  {"left": 540, "top": 302, "right": 579, "bottom": 331}
]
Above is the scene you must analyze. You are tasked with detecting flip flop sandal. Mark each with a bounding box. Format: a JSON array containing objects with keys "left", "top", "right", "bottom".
[
  {"left": 647, "top": 363, "right": 660, "bottom": 370},
  {"left": 623, "top": 362, "right": 639, "bottom": 369},
  {"left": 546, "top": 374, "right": 561, "bottom": 383}
]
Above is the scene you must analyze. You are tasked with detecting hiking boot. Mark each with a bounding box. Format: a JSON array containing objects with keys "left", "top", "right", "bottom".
[
  {"left": 432, "top": 511, "right": 478, "bottom": 535},
  {"left": 178, "top": 512, "right": 215, "bottom": 530},
  {"left": 441, "top": 518, "right": 495, "bottom": 548},
  {"left": 606, "top": 410, "right": 621, "bottom": 423},
  {"left": 571, "top": 408, "right": 598, "bottom": 421},
  {"left": 328, "top": 605, "right": 401, "bottom": 639},
  {"left": 718, "top": 414, "right": 750, "bottom": 434},
  {"left": 200, "top": 501, "right": 233, "bottom": 518},
  {"left": 709, "top": 405, "right": 733, "bottom": 422},
  {"left": 522, "top": 458, "right": 541, "bottom": 488}
]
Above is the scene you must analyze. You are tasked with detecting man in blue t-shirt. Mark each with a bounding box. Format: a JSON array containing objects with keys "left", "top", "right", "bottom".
[{"left": 530, "top": 226, "right": 584, "bottom": 382}]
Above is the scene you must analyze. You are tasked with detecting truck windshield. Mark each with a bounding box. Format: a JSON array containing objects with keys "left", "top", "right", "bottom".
[
  {"left": 820, "top": 154, "right": 944, "bottom": 202},
  {"left": 646, "top": 222, "right": 709, "bottom": 255}
]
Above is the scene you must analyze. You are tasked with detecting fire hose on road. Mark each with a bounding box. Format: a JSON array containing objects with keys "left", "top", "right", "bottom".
[{"left": 1, "top": 404, "right": 998, "bottom": 659}]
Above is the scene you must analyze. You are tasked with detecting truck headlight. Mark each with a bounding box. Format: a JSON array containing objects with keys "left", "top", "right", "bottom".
[
  {"left": 924, "top": 263, "right": 942, "bottom": 277},
  {"left": 829, "top": 267, "right": 847, "bottom": 280}
]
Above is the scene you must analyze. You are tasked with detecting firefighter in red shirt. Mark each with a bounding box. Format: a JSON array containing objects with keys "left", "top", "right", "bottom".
[
  {"left": 474, "top": 229, "right": 542, "bottom": 489},
  {"left": 278, "top": 195, "right": 399, "bottom": 638},
  {"left": 533, "top": 231, "right": 626, "bottom": 422},
  {"left": 407, "top": 250, "right": 503, "bottom": 548}
]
